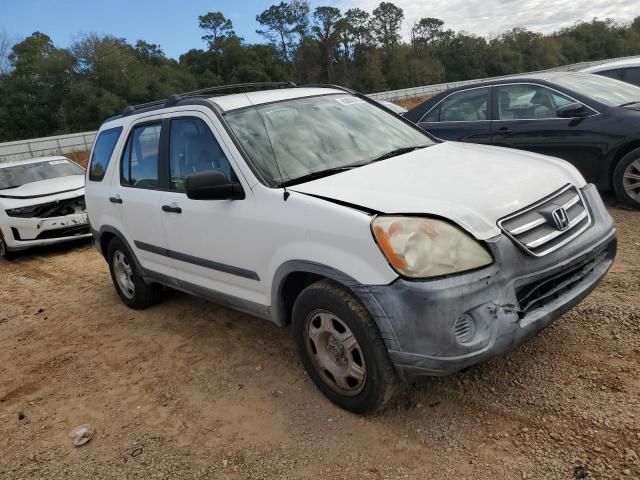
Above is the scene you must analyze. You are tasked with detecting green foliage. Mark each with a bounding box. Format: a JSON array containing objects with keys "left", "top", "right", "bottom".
[{"left": 0, "top": 5, "right": 639, "bottom": 142}]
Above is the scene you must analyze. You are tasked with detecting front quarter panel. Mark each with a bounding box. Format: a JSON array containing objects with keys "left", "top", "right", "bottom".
[{"left": 251, "top": 187, "right": 399, "bottom": 299}]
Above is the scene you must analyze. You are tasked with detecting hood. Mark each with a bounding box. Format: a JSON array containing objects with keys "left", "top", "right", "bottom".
[
  {"left": 0, "top": 175, "right": 84, "bottom": 200},
  {"left": 291, "top": 142, "right": 586, "bottom": 240}
]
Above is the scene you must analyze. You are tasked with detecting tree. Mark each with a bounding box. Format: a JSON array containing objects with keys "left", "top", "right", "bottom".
[
  {"left": 199, "top": 12, "right": 234, "bottom": 73},
  {"left": 256, "top": 1, "right": 309, "bottom": 64},
  {"left": 312, "top": 6, "right": 342, "bottom": 81},
  {"left": 370, "top": 2, "right": 404, "bottom": 53},
  {"left": 411, "top": 17, "right": 445, "bottom": 54},
  {"left": 0, "top": 28, "right": 15, "bottom": 75}
]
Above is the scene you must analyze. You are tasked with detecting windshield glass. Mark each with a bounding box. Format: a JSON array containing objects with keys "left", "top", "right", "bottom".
[
  {"left": 552, "top": 73, "right": 640, "bottom": 106},
  {"left": 225, "top": 94, "right": 432, "bottom": 186},
  {"left": 0, "top": 159, "right": 84, "bottom": 190}
]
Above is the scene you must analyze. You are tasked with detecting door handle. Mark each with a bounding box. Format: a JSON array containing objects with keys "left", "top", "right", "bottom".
[
  {"left": 109, "top": 196, "right": 123, "bottom": 204},
  {"left": 162, "top": 204, "right": 182, "bottom": 214},
  {"left": 497, "top": 127, "right": 513, "bottom": 135}
]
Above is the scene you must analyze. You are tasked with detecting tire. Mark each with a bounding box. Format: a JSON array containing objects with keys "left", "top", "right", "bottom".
[
  {"left": 0, "top": 236, "right": 13, "bottom": 260},
  {"left": 292, "top": 279, "right": 400, "bottom": 414},
  {"left": 613, "top": 148, "right": 640, "bottom": 209},
  {"left": 106, "top": 237, "right": 163, "bottom": 309}
]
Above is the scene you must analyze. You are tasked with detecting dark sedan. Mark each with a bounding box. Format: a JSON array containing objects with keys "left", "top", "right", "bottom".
[{"left": 404, "top": 72, "right": 640, "bottom": 208}]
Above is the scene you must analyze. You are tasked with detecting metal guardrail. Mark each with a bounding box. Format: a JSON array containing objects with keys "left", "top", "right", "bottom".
[
  {"left": 1, "top": 55, "right": 637, "bottom": 163},
  {"left": 0, "top": 131, "right": 96, "bottom": 163},
  {"left": 367, "top": 55, "right": 639, "bottom": 101}
]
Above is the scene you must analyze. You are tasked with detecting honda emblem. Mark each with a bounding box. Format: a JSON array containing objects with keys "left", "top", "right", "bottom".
[{"left": 551, "top": 207, "right": 570, "bottom": 231}]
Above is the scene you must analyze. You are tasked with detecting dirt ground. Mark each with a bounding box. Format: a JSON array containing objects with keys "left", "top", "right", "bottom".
[{"left": 0, "top": 205, "right": 638, "bottom": 480}]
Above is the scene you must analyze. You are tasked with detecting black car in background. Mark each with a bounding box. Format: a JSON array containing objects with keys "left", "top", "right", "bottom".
[{"left": 404, "top": 72, "right": 640, "bottom": 208}]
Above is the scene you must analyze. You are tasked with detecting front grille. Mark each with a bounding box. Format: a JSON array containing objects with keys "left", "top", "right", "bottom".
[
  {"left": 5, "top": 195, "right": 86, "bottom": 218},
  {"left": 36, "top": 225, "right": 90, "bottom": 240},
  {"left": 515, "top": 249, "right": 606, "bottom": 317},
  {"left": 498, "top": 185, "right": 591, "bottom": 256}
]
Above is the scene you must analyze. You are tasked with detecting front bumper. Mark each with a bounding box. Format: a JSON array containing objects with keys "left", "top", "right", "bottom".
[
  {"left": 357, "top": 184, "right": 616, "bottom": 378},
  {"left": 1, "top": 213, "right": 91, "bottom": 252}
]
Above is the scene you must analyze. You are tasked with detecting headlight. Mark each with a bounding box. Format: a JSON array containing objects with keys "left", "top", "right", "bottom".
[
  {"left": 5, "top": 206, "right": 38, "bottom": 217},
  {"left": 371, "top": 216, "right": 493, "bottom": 278}
]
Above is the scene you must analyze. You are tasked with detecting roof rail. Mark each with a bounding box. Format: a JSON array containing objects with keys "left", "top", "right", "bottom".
[
  {"left": 302, "top": 84, "right": 355, "bottom": 94},
  {"left": 121, "top": 81, "right": 297, "bottom": 117}
]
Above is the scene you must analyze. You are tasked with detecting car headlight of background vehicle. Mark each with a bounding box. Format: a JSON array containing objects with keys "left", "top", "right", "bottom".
[
  {"left": 372, "top": 216, "right": 493, "bottom": 278},
  {"left": 5, "top": 206, "right": 38, "bottom": 218}
]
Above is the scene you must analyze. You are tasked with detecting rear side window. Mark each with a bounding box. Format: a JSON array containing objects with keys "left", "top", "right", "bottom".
[
  {"left": 439, "top": 88, "right": 489, "bottom": 122},
  {"left": 121, "top": 123, "right": 162, "bottom": 189},
  {"left": 623, "top": 67, "right": 640, "bottom": 87},
  {"left": 596, "top": 68, "right": 625, "bottom": 81},
  {"left": 89, "top": 127, "right": 122, "bottom": 182}
]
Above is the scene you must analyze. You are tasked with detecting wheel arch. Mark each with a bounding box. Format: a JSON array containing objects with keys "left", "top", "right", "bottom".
[
  {"left": 95, "top": 226, "right": 144, "bottom": 272},
  {"left": 608, "top": 140, "right": 640, "bottom": 187},
  {"left": 270, "top": 261, "right": 400, "bottom": 350}
]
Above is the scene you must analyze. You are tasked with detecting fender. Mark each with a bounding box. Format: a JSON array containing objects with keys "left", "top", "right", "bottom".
[{"left": 271, "top": 260, "right": 400, "bottom": 350}]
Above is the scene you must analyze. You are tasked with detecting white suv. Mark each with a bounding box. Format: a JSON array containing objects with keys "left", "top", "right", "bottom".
[{"left": 85, "top": 83, "right": 617, "bottom": 413}]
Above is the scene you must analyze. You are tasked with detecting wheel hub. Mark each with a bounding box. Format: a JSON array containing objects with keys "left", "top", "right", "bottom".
[
  {"left": 326, "top": 336, "right": 348, "bottom": 365},
  {"left": 304, "top": 310, "right": 367, "bottom": 396},
  {"left": 113, "top": 250, "right": 135, "bottom": 299}
]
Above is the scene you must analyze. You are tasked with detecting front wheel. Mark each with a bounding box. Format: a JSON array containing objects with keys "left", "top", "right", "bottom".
[
  {"left": 613, "top": 148, "right": 640, "bottom": 209},
  {"left": 0, "top": 236, "right": 12, "bottom": 260},
  {"left": 292, "top": 279, "right": 399, "bottom": 414}
]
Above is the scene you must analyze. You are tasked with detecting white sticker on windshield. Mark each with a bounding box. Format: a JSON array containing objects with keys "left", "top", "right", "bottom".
[
  {"left": 336, "top": 97, "right": 366, "bottom": 106},
  {"left": 49, "top": 160, "right": 68, "bottom": 165}
]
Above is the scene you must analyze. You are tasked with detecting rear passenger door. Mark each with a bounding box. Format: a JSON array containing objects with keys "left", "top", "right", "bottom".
[
  {"left": 159, "top": 113, "right": 264, "bottom": 305},
  {"left": 111, "top": 119, "right": 176, "bottom": 279},
  {"left": 415, "top": 87, "right": 492, "bottom": 144}
]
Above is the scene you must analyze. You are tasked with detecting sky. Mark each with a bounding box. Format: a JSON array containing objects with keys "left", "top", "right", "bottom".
[{"left": 1, "top": 0, "right": 638, "bottom": 59}]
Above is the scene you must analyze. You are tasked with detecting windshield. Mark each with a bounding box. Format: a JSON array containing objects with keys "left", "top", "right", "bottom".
[
  {"left": 0, "top": 159, "right": 84, "bottom": 190},
  {"left": 225, "top": 94, "right": 432, "bottom": 186},
  {"left": 552, "top": 73, "right": 640, "bottom": 106}
]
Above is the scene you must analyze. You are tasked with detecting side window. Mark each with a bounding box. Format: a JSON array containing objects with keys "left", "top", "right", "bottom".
[
  {"left": 439, "top": 88, "right": 489, "bottom": 122},
  {"left": 121, "top": 123, "right": 161, "bottom": 189},
  {"left": 88, "top": 127, "right": 122, "bottom": 182},
  {"left": 497, "top": 85, "right": 574, "bottom": 120},
  {"left": 169, "top": 117, "right": 237, "bottom": 193},
  {"left": 623, "top": 67, "right": 640, "bottom": 87},
  {"left": 421, "top": 105, "right": 440, "bottom": 123},
  {"left": 597, "top": 68, "right": 625, "bottom": 81}
]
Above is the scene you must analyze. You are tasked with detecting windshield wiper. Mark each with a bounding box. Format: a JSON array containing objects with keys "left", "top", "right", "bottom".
[
  {"left": 619, "top": 101, "right": 640, "bottom": 107},
  {"left": 280, "top": 166, "right": 357, "bottom": 187},
  {"left": 368, "top": 145, "right": 429, "bottom": 163}
]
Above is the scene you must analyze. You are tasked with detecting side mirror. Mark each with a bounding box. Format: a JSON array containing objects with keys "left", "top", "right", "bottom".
[
  {"left": 557, "top": 102, "right": 590, "bottom": 118},
  {"left": 185, "top": 169, "right": 245, "bottom": 201}
]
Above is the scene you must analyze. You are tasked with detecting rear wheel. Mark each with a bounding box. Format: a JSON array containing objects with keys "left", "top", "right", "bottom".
[
  {"left": 292, "top": 279, "right": 399, "bottom": 414},
  {"left": 107, "top": 237, "right": 163, "bottom": 309},
  {"left": 613, "top": 148, "right": 640, "bottom": 209}
]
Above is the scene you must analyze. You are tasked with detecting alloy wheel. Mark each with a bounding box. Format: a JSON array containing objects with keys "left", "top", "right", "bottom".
[
  {"left": 304, "top": 310, "right": 367, "bottom": 396},
  {"left": 623, "top": 159, "right": 640, "bottom": 203}
]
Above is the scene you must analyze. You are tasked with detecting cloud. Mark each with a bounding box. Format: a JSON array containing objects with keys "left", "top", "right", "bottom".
[{"left": 329, "top": 0, "right": 638, "bottom": 38}]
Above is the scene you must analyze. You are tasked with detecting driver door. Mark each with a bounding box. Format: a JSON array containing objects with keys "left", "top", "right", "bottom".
[{"left": 491, "top": 84, "right": 603, "bottom": 182}]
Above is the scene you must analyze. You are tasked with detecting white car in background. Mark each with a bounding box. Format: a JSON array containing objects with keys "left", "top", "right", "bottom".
[
  {"left": 377, "top": 99, "right": 408, "bottom": 115},
  {"left": 0, "top": 156, "right": 91, "bottom": 258},
  {"left": 581, "top": 57, "right": 640, "bottom": 87}
]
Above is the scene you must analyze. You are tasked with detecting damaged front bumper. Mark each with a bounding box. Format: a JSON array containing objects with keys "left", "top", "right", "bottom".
[
  {"left": 357, "top": 184, "right": 616, "bottom": 378},
  {"left": 1, "top": 213, "right": 92, "bottom": 252}
]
